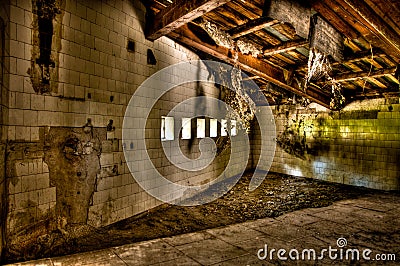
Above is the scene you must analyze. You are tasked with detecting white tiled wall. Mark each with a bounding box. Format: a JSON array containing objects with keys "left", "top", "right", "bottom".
[{"left": 5, "top": 0, "right": 247, "bottom": 234}]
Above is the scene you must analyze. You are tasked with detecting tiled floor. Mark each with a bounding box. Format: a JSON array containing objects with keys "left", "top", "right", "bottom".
[{"left": 7, "top": 193, "right": 400, "bottom": 265}]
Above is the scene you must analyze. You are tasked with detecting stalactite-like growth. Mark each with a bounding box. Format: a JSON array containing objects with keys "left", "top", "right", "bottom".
[
  {"left": 305, "top": 48, "right": 345, "bottom": 110},
  {"left": 199, "top": 20, "right": 260, "bottom": 133}
]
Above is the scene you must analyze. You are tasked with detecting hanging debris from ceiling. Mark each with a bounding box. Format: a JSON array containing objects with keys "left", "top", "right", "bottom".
[
  {"left": 228, "top": 65, "right": 256, "bottom": 132},
  {"left": 305, "top": 15, "right": 346, "bottom": 110},
  {"left": 199, "top": 20, "right": 261, "bottom": 58},
  {"left": 199, "top": 20, "right": 234, "bottom": 49},
  {"left": 305, "top": 48, "right": 345, "bottom": 110},
  {"left": 306, "top": 48, "right": 331, "bottom": 84},
  {"left": 212, "top": 63, "right": 256, "bottom": 133},
  {"left": 199, "top": 20, "right": 261, "bottom": 132},
  {"left": 330, "top": 82, "right": 346, "bottom": 110},
  {"left": 236, "top": 40, "right": 262, "bottom": 58}
]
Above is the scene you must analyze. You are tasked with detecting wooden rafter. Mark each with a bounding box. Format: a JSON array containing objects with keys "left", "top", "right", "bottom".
[
  {"left": 145, "top": 0, "right": 232, "bottom": 41},
  {"left": 227, "top": 17, "right": 278, "bottom": 39},
  {"left": 263, "top": 40, "right": 309, "bottom": 57},
  {"left": 337, "top": 0, "right": 400, "bottom": 58},
  {"left": 297, "top": 48, "right": 386, "bottom": 72},
  {"left": 334, "top": 67, "right": 397, "bottom": 82},
  {"left": 335, "top": 48, "right": 384, "bottom": 65},
  {"left": 313, "top": 0, "right": 400, "bottom": 60},
  {"left": 168, "top": 24, "right": 331, "bottom": 108}
]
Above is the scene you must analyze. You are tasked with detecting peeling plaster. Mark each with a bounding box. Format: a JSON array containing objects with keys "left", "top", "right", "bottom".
[{"left": 44, "top": 126, "right": 106, "bottom": 224}]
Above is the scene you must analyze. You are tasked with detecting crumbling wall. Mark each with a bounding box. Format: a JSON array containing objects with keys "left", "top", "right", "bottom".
[
  {"left": 29, "top": 0, "right": 64, "bottom": 94},
  {"left": 6, "top": 140, "right": 56, "bottom": 259},
  {"left": 253, "top": 98, "right": 400, "bottom": 190},
  {"left": 44, "top": 126, "right": 105, "bottom": 224},
  {"left": 4, "top": 0, "right": 241, "bottom": 261}
]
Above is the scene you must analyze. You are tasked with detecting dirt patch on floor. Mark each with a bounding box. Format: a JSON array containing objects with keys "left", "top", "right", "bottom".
[{"left": 6, "top": 171, "right": 378, "bottom": 263}]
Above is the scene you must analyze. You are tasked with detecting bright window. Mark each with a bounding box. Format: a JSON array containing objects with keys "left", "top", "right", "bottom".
[
  {"left": 221, "top": 119, "right": 228, "bottom": 136},
  {"left": 161, "top": 116, "right": 174, "bottom": 141},
  {"left": 197, "top": 118, "right": 205, "bottom": 138},
  {"left": 210, "top": 119, "right": 218, "bottom": 137},
  {"left": 231, "top": 120, "right": 237, "bottom": 136},
  {"left": 181, "top": 118, "right": 191, "bottom": 139}
]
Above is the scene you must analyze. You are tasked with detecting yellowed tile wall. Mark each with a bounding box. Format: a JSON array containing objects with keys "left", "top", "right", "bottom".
[{"left": 253, "top": 100, "right": 400, "bottom": 190}]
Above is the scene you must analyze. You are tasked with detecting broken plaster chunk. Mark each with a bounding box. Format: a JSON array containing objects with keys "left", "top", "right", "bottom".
[
  {"left": 237, "top": 40, "right": 261, "bottom": 57},
  {"left": 82, "top": 141, "right": 94, "bottom": 155},
  {"left": 199, "top": 20, "right": 234, "bottom": 49},
  {"left": 107, "top": 131, "right": 115, "bottom": 140}
]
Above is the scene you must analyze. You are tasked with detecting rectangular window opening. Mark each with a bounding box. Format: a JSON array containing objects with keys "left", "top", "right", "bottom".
[
  {"left": 181, "top": 118, "right": 191, "bottom": 139},
  {"left": 197, "top": 118, "right": 205, "bottom": 138},
  {"left": 161, "top": 116, "right": 174, "bottom": 141},
  {"left": 221, "top": 119, "right": 228, "bottom": 137},
  {"left": 210, "top": 119, "right": 218, "bottom": 137},
  {"left": 231, "top": 120, "right": 237, "bottom": 136}
]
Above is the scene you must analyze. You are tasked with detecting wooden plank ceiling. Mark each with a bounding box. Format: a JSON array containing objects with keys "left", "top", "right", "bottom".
[{"left": 142, "top": 0, "right": 400, "bottom": 109}]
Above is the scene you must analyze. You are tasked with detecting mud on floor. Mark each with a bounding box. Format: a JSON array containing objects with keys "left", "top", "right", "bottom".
[{"left": 6, "top": 171, "right": 382, "bottom": 263}]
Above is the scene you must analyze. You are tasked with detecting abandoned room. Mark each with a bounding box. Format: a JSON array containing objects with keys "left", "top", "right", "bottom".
[{"left": 0, "top": 0, "right": 399, "bottom": 264}]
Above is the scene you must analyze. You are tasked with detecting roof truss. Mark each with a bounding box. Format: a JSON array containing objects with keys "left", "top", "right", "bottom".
[{"left": 146, "top": 0, "right": 232, "bottom": 41}]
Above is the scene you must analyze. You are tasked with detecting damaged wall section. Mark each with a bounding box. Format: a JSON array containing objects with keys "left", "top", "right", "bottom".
[
  {"left": 4, "top": 0, "right": 240, "bottom": 262},
  {"left": 44, "top": 126, "right": 105, "bottom": 225},
  {"left": 29, "top": 0, "right": 64, "bottom": 94}
]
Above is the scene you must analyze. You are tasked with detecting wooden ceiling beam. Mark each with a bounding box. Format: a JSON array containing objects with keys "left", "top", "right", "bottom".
[
  {"left": 354, "top": 91, "right": 400, "bottom": 98},
  {"left": 324, "top": 0, "right": 400, "bottom": 60},
  {"left": 145, "top": 0, "right": 232, "bottom": 41},
  {"left": 297, "top": 48, "right": 386, "bottom": 72},
  {"left": 168, "top": 24, "right": 331, "bottom": 108},
  {"left": 340, "top": 0, "right": 400, "bottom": 55},
  {"left": 335, "top": 48, "right": 384, "bottom": 65},
  {"left": 227, "top": 17, "right": 278, "bottom": 39},
  {"left": 334, "top": 67, "right": 397, "bottom": 82},
  {"left": 263, "top": 40, "right": 309, "bottom": 57}
]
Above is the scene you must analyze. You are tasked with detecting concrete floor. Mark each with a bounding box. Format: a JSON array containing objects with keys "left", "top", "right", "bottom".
[{"left": 7, "top": 193, "right": 400, "bottom": 266}]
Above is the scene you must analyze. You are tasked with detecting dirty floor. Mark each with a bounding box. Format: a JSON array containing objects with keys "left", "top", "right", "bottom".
[
  {"left": 5, "top": 171, "right": 399, "bottom": 265},
  {"left": 7, "top": 191, "right": 400, "bottom": 265}
]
